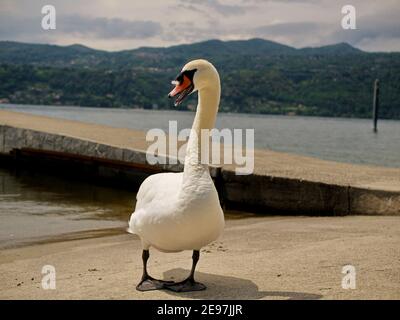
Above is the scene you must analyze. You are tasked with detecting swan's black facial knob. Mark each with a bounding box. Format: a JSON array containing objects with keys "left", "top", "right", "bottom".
[{"left": 168, "top": 69, "right": 197, "bottom": 106}]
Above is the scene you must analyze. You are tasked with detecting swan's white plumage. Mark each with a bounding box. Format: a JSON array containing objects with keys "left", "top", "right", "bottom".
[{"left": 128, "top": 59, "right": 225, "bottom": 253}]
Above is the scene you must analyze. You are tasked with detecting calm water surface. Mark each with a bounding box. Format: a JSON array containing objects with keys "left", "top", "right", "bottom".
[
  {"left": 0, "top": 168, "right": 254, "bottom": 248},
  {"left": 0, "top": 167, "right": 134, "bottom": 248}
]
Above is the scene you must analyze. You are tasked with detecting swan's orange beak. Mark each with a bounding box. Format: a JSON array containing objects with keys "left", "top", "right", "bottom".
[
  {"left": 168, "top": 72, "right": 195, "bottom": 106},
  {"left": 168, "top": 75, "right": 191, "bottom": 98}
]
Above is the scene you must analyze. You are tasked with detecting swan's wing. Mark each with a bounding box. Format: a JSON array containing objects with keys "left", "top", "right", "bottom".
[
  {"left": 127, "top": 172, "right": 183, "bottom": 234},
  {"left": 135, "top": 172, "right": 182, "bottom": 209}
]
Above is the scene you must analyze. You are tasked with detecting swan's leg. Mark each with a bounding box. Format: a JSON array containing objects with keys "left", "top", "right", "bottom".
[
  {"left": 136, "top": 250, "right": 174, "bottom": 291},
  {"left": 164, "top": 250, "right": 206, "bottom": 292}
]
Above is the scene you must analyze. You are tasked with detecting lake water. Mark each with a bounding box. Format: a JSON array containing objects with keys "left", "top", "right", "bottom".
[
  {"left": 0, "top": 167, "right": 255, "bottom": 249},
  {"left": 1, "top": 104, "right": 400, "bottom": 168},
  {"left": 0, "top": 167, "right": 134, "bottom": 249}
]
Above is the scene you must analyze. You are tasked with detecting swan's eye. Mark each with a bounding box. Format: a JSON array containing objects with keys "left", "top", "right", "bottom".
[
  {"left": 184, "top": 69, "right": 197, "bottom": 81},
  {"left": 175, "top": 73, "right": 184, "bottom": 84},
  {"left": 174, "top": 69, "right": 197, "bottom": 84}
]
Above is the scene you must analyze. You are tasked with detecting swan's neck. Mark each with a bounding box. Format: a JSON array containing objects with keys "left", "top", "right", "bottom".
[{"left": 183, "top": 85, "right": 220, "bottom": 178}]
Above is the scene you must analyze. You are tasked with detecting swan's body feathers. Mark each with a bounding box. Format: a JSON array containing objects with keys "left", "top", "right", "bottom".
[{"left": 128, "top": 172, "right": 224, "bottom": 252}]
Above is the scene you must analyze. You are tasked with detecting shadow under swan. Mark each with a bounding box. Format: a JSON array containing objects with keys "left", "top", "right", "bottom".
[{"left": 162, "top": 268, "right": 323, "bottom": 300}]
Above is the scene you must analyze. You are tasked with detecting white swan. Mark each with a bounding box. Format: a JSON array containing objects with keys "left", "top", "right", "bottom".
[{"left": 128, "top": 59, "right": 225, "bottom": 292}]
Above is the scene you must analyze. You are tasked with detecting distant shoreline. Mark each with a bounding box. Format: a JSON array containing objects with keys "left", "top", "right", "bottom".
[{"left": 1, "top": 103, "right": 399, "bottom": 122}]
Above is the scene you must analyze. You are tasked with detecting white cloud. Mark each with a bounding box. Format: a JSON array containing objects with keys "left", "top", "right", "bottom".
[{"left": 59, "top": 15, "right": 162, "bottom": 39}]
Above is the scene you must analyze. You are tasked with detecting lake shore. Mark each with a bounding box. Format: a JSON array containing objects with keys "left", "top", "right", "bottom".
[
  {"left": 1, "top": 216, "right": 399, "bottom": 300},
  {"left": 1, "top": 109, "right": 400, "bottom": 216},
  {"left": 2, "top": 104, "right": 400, "bottom": 169}
]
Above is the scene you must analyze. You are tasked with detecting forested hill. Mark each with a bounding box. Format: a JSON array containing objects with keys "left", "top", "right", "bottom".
[{"left": 0, "top": 39, "right": 399, "bottom": 119}]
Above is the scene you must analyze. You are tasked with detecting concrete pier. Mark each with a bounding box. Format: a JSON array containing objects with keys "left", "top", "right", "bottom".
[{"left": 1, "top": 109, "right": 399, "bottom": 215}]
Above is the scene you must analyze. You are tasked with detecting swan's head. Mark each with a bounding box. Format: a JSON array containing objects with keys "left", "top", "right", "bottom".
[{"left": 168, "top": 59, "right": 219, "bottom": 106}]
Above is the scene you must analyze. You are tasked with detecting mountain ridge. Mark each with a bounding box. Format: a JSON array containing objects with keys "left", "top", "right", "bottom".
[
  {"left": 0, "top": 38, "right": 370, "bottom": 67},
  {"left": 0, "top": 39, "right": 399, "bottom": 119},
  {"left": 0, "top": 38, "right": 368, "bottom": 54}
]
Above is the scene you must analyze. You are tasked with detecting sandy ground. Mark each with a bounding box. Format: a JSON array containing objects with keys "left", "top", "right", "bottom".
[{"left": 0, "top": 215, "right": 399, "bottom": 300}]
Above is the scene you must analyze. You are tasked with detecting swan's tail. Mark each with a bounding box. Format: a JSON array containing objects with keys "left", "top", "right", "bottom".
[
  {"left": 126, "top": 209, "right": 144, "bottom": 235},
  {"left": 126, "top": 211, "right": 135, "bottom": 234}
]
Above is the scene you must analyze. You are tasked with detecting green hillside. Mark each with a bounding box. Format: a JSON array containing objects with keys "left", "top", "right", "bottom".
[{"left": 0, "top": 39, "right": 399, "bottom": 119}]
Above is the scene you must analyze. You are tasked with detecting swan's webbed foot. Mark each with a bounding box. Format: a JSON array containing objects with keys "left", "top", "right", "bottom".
[
  {"left": 164, "top": 278, "right": 206, "bottom": 292},
  {"left": 136, "top": 250, "right": 174, "bottom": 291},
  {"left": 136, "top": 275, "right": 175, "bottom": 291},
  {"left": 164, "top": 250, "right": 206, "bottom": 292}
]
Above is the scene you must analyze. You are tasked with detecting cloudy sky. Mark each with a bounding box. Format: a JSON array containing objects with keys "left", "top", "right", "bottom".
[{"left": 0, "top": 0, "right": 399, "bottom": 52}]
